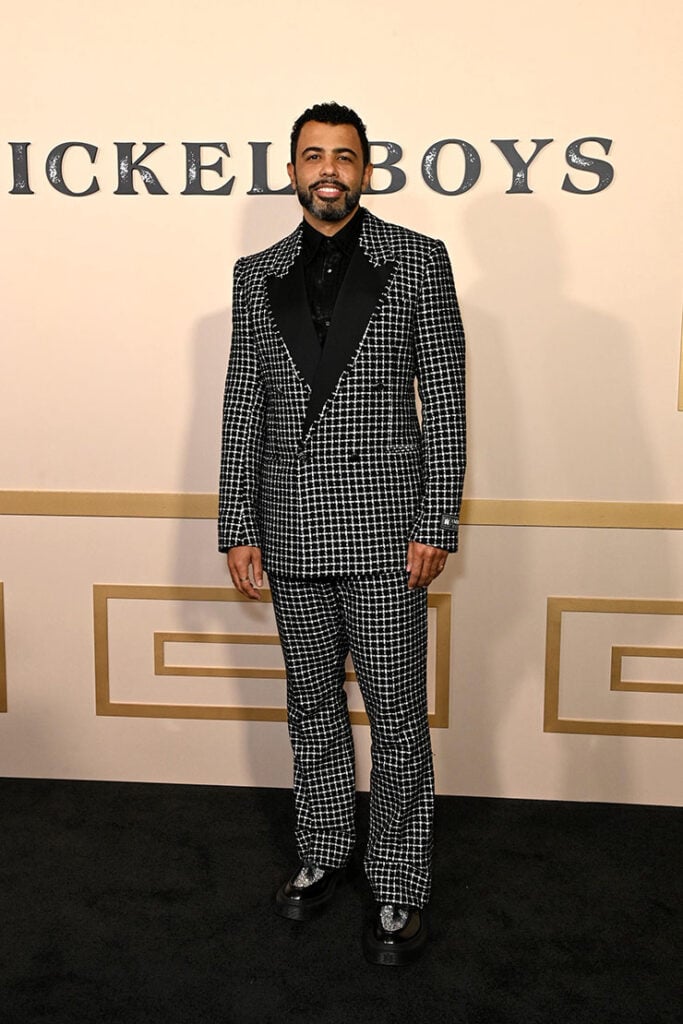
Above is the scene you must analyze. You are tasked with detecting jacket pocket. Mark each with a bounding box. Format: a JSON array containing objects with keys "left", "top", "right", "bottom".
[{"left": 386, "top": 441, "right": 422, "bottom": 454}]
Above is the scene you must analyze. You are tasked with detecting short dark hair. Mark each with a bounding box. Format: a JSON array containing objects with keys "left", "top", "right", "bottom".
[{"left": 290, "top": 102, "right": 370, "bottom": 166}]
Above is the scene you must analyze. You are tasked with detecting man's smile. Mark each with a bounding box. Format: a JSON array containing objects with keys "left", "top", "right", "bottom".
[{"left": 312, "top": 181, "right": 348, "bottom": 199}]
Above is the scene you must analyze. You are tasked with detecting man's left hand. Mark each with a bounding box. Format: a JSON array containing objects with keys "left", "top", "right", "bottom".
[{"left": 406, "top": 541, "right": 448, "bottom": 589}]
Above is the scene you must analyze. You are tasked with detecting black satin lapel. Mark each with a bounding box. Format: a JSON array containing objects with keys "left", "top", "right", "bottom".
[
  {"left": 303, "top": 249, "right": 395, "bottom": 436},
  {"left": 266, "top": 258, "right": 321, "bottom": 387}
]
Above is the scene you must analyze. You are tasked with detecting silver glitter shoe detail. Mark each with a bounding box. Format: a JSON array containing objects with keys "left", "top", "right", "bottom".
[
  {"left": 380, "top": 904, "right": 409, "bottom": 932},
  {"left": 292, "top": 864, "right": 325, "bottom": 889}
]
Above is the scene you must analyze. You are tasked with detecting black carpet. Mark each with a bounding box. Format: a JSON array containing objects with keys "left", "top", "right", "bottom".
[{"left": 0, "top": 779, "right": 680, "bottom": 1024}]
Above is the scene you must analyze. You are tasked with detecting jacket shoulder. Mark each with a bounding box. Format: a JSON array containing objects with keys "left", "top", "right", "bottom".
[
  {"left": 361, "top": 209, "right": 444, "bottom": 259},
  {"left": 233, "top": 225, "right": 302, "bottom": 281}
]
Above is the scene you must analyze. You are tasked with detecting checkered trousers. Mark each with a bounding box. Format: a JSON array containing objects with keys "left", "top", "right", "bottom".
[{"left": 269, "top": 570, "right": 434, "bottom": 908}]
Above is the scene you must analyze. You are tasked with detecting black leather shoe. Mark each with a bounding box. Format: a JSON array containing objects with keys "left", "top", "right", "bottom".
[
  {"left": 363, "top": 904, "right": 428, "bottom": 965},
  {"left": 274, "top": 864, "right": 346, "bottom": 921}
]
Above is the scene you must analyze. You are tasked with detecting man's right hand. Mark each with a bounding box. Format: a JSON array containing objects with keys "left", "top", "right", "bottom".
[{"left": 227, "top": 546, "right": 264, "bottom": 601}]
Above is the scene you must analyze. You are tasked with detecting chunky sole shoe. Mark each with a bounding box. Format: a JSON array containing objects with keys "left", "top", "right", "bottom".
[
  {"left": 274, "top": 865, "right": 346, "bottom": 921},
  {"left": 362, "top": 906, "right": 428, "bottom": 966}
]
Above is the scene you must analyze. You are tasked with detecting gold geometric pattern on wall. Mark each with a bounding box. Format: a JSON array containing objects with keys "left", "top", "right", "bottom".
[
  {"left": 545, "top": 597, "right": 683, "bottom": 738},
  {"left": 94, "top": 584, "right": 451, "bottom": 727},
  {"left": 0, "top": 583, "right": 7, "bottom": 713},
  {"left": 154, "top": 630, "right": 292, "bottom": 680},
  {"left": 154, "top": 628, "right": 362, "bottom": 683},
  {"left": 610, "top": 645, "right": 683, "bottom": 694}
]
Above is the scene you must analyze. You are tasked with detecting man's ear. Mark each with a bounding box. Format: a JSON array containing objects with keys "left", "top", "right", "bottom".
[
  {"left": 287, "top": 162, "right": 296, "bottom": 190},
  {"left": 361, "top": 163, "right": 374, "bottom": 192}
]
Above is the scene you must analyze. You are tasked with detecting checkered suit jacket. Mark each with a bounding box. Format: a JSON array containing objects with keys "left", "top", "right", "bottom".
[{"left": 218, "top": 209, "right": 466, "bottom": 577}]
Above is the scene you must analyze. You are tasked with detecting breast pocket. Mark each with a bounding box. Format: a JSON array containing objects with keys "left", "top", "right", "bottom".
[{"left": 386, "top": 441, "right": 422, "bottom": 454}]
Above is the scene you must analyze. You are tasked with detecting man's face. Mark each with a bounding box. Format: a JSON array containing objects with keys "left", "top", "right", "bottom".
[{"left": 287, "top": 121, "right": 373, "bottom": 229}]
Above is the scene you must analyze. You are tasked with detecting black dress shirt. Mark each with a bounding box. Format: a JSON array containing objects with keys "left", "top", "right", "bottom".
[{"left": 301, "top": 206, "right": 365, "bottom": 346}]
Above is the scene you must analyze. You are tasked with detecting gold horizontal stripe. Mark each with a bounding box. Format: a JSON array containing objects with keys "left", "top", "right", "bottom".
[
  {"left": 616, "top": 681, "right": 683, "bottom": 694},
  {"left": 94, "top": 702, "right": 388, "bottom": 726},
  {"left": 157, "top": 630, "right": 284, "bottom": 647},
  {"left": 461, "top": 499, "right": 683, "bottom": 530},
  {"left": 546, "top": 717, "right": 683, "bottom": 739},
  {"left": 1, "top": 491, "right": 682, "bottom": 529},
  {"left": 0, "top": 491, "right": 218, "bottom": 519}
]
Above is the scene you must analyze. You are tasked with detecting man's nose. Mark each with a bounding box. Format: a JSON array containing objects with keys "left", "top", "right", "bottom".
[{"left": 319, "top": 153, "right": 337, "bottom": 176}]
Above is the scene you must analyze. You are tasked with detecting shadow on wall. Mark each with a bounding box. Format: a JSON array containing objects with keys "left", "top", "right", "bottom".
[
  {"left": 456, "top": 193, "right": 669, "bottom": 800},
  {"left": 169, "top": 196, "right": 300, "bottom": 785},
  {"left": 177, "top": 196, "right": 300, "bottom": 500}
]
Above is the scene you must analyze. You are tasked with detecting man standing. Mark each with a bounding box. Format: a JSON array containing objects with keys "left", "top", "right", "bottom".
[{"left": 219, "top": 102, "right": 465, "bottom": 965}]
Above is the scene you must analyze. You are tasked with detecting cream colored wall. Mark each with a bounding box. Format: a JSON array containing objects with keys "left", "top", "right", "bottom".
[{"left": 1, "top": 1, "right": 681, "bottom": 804}]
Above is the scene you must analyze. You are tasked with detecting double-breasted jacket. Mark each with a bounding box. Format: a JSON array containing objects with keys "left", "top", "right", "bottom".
[{"left": 218, "top": 209, "right": 466, "bottom": 577}]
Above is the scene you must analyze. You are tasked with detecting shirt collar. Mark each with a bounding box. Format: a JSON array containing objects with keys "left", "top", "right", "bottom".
[{"left": 301, "top": 205, "right": 365, "bottom": 263}]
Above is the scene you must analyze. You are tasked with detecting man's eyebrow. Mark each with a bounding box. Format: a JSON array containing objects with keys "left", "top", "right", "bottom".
[{"left": 300, "top": 145, "right": 359, "bottom": 157}]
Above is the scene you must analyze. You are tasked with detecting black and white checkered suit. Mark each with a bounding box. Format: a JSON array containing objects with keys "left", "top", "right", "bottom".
[
  {"left": 218, "top": 210, "right": 465, "bottom": 906},
  {"left": 218, "top": 210, "right": 466, "bottom": 574}
]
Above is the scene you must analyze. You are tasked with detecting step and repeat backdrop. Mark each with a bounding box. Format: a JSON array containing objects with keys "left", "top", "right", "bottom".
[{"left": 1, "top": 1, "right": 681, "bottom": 803}]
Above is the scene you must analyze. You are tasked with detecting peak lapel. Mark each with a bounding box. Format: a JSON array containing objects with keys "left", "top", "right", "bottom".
[
  {"left": 302, "top": 244, "right": 396, "bottom": 436},
  {"left": 266, "top": 257, "right": 321, "bottom": 388}
]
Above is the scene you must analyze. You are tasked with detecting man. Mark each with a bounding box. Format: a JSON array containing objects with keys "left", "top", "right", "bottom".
[{"left": 219, "top": 102, "right": 466, "bottom": 965}]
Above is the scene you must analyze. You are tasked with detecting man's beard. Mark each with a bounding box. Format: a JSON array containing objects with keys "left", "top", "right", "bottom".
[{"left": 296, "top": 182, "right": 362, "bottom": 222}]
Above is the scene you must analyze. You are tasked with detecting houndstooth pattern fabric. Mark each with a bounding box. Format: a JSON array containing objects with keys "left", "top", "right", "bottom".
[
  {"left": 218, "top": 210, "right": 466, "bottom": 577},
  {"left": 269, "top": 571, "right": 434, "bottom": 908}
]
